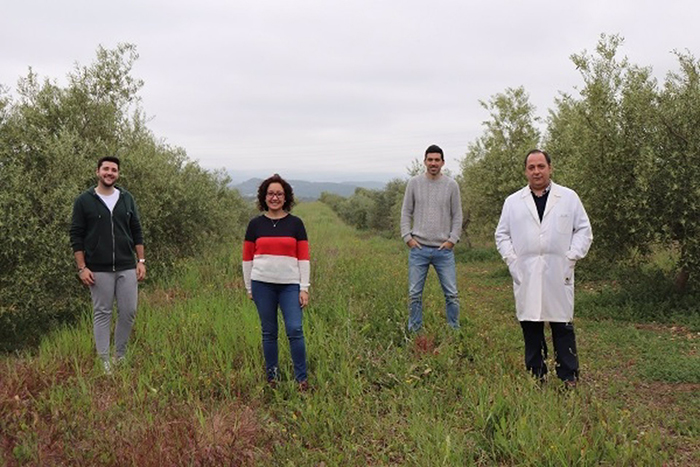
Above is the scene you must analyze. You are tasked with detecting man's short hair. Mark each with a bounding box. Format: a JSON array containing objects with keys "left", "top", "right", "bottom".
[
  {"left": 424, "top": 144, "right": 444, "bottom": 161},
  {"left": 98, "top": 156, "right": 120, "bottom": 169},
  {"left": 524, "top": 149, "right": 551, "bottom": 167}
]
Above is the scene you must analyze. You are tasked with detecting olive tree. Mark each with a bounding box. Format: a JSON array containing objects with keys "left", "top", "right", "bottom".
[
  {"left": 459, "top": 87, "right": 540, "bottom": 238},
  {"left": 653, "top": 51, "right": 700, "bottom": 288},
  {"left": 545, "top": 34, "right": 658, "bottom": 263}
]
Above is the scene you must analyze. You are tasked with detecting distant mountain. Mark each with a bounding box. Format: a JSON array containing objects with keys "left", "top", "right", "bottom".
[{"left": 233, "top": 178, "right": 388, "bottom": 200}]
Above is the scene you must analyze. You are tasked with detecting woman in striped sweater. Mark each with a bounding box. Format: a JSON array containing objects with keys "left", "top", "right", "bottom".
[{"left": 242, "top": 174, "right": 310, "bottom": 391}]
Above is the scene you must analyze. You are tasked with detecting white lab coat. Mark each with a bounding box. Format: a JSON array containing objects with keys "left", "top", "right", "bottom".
[{"left": 495, "top": 183, "right": 593, "bottom": 322}]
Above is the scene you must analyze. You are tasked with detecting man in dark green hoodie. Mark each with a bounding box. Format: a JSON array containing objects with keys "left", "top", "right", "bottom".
[{"left": 70, "top": 156, "right": 146, "bottom": 374}]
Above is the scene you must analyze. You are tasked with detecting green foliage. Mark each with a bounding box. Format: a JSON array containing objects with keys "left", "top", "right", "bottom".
[
  {"left": 544, "top": 34, "right": 700, "bottom": 289},
  {"left": 118, "top": 139, "right": 252, "bottom": 273},
  {"left": 405, "top": 157, "right": 424, "bottom": 177},
  {"left": 578, "top": 268, "right": 700, "bottom": 329},
  {"left": 458, "top": 87, "right": 540, "bottom": 238},
  {"left": 453, "top": 245, "right": 501, "bottom": 263},
  {"left": 546, "top": 34, "right": 659, "bottom": 264},
  {"left": 338, "top": 187, "right": 376, "bottom": 231},
  {"left": 318, "top": 191, "right": 345, "bottom": 212},
  {"left": 320, "top": 179, "right": 407, "bottom": 238},
  {"left": 366, "top": 178, "right": 407, "bottom": 237},
  {"left": 653, "top": 51, "right": 700, "bottom": 282},
  {"left": 0, "top": 44, "right": 251, "bottom": 351}
]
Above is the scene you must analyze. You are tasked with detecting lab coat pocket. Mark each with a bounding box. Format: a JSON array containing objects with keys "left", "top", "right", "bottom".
[
  {"left": 556, "top": 213, "right": 573, "bottom": 235},
  {"left": 508, "top": 258, "right": 522, "bottom": 286},
  {"left": 564, "top": 259, "right": 576, "bottom": 286}
]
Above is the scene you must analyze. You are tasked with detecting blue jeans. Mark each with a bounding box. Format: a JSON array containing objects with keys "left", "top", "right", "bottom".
[
  {"left": 251, "top": 280, "right": 307, "bottom": 382},
  {"left": 408, "top": 246, "right": 460, "bottom": 331}
]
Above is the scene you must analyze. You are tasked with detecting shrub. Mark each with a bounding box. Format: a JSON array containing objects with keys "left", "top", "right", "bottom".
[
  {"left": 0, "top": 44, "right": 252, "bottom": 351},
  {"left": 321, "top": 180, "right": 407, "bottom": 239}
]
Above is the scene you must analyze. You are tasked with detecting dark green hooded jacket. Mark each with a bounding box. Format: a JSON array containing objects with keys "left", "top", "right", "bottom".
[{"left": 70, "top": 186, "right": 144, "bottom": 272}]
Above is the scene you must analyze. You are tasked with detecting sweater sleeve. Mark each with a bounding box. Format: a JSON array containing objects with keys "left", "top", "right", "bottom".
[
  {"left": 70, "top": 195, "right": 87, "bottom": 252},
  {"left": 400, "top": 178, "right": 415, "bottom": 242},
  {"left": 298, "top": 260, "right": 310, "bottom": 292},
  {"left": 128, "top": 195, "right": 145, "bottom": 246},
  {"left": 297, "top": 219, "right": 310, "bottom": 291},
  {"left": 448, "top": 181, "right": 463, "bottom": 245},
  {"left": 242, "top": 242, "right": 254, "bottom": 293},
  {"left": 242, "top": 219, "right": 256, "bottom": 293}
]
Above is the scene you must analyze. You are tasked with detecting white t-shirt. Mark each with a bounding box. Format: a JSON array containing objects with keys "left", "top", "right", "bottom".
[{"left": 97, "top": 189, "right": 120, "bottom": 213}]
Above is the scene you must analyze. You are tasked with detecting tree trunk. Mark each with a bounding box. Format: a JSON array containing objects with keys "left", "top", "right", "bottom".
[{"left": 674, "top": 267, "right": 690, "bottom": 292}]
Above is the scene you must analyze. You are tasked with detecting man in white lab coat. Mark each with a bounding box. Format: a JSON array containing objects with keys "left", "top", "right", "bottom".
[{"left": 495, "top": 150, "right": 593, "bottom": 386}]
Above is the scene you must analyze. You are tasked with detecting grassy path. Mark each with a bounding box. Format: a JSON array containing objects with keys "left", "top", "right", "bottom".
[{"left": 1, "top": 202, "right": 698, "bottom": 465}]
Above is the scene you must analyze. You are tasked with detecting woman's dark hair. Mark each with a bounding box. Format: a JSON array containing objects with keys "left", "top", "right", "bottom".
[{"left": 257, "top": 173, "right": 295, "bottom": 212}]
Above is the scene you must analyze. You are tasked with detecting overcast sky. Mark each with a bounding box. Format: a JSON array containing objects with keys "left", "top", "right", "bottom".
[{"left": 2, "top": 1, "right": 698, "bottom": 182}]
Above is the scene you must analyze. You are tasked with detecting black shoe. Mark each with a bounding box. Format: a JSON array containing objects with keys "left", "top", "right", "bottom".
[{"left": 561, "top": 379, "right": 578, "bottom": 391}]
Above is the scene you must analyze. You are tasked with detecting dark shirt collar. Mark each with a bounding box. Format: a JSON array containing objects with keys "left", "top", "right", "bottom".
[{"left": 529, "top": 182, "right": 552, "bottom": 198}]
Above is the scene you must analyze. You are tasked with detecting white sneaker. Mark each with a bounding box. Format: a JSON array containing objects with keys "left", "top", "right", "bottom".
[{"left": 102, "top": 360, "right": 112, "bottom": 375}]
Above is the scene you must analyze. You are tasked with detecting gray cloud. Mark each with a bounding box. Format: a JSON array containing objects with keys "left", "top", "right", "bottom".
[{"left": 2, "top": 0, "right": 698, "bottom": 180}]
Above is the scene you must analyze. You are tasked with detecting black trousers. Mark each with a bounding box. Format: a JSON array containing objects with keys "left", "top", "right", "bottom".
[{"left": 520, "top": 321, "right": 579, "bottom": 382}]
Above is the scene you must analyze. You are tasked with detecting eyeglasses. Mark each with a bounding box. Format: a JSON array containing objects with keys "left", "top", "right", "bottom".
[{"left": 266, "top": 191, "right": 285, "bottom": 199}]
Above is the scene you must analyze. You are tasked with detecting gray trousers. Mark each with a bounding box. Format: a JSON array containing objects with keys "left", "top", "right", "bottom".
[{"left": 89, "top": 269, "right": 138, "bottom": 361}]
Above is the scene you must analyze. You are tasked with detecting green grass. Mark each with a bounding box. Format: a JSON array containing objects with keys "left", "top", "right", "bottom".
[{"left": 1, "top": 202, "right": 698, "bottom": 465}]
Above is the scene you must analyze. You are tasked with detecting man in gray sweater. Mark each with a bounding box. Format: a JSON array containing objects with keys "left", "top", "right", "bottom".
[{"left": 400, "top": 145, "right": 463, "bottom": 332}]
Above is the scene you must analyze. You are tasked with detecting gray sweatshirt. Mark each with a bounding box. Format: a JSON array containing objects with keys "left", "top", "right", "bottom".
[{"left": 400, "top": 174, "right": 463, "bottom": 247}]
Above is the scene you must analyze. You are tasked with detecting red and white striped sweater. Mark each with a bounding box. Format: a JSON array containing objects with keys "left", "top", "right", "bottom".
[{"left": 242, "top": 214, "right": 310, "bottom": 292}]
